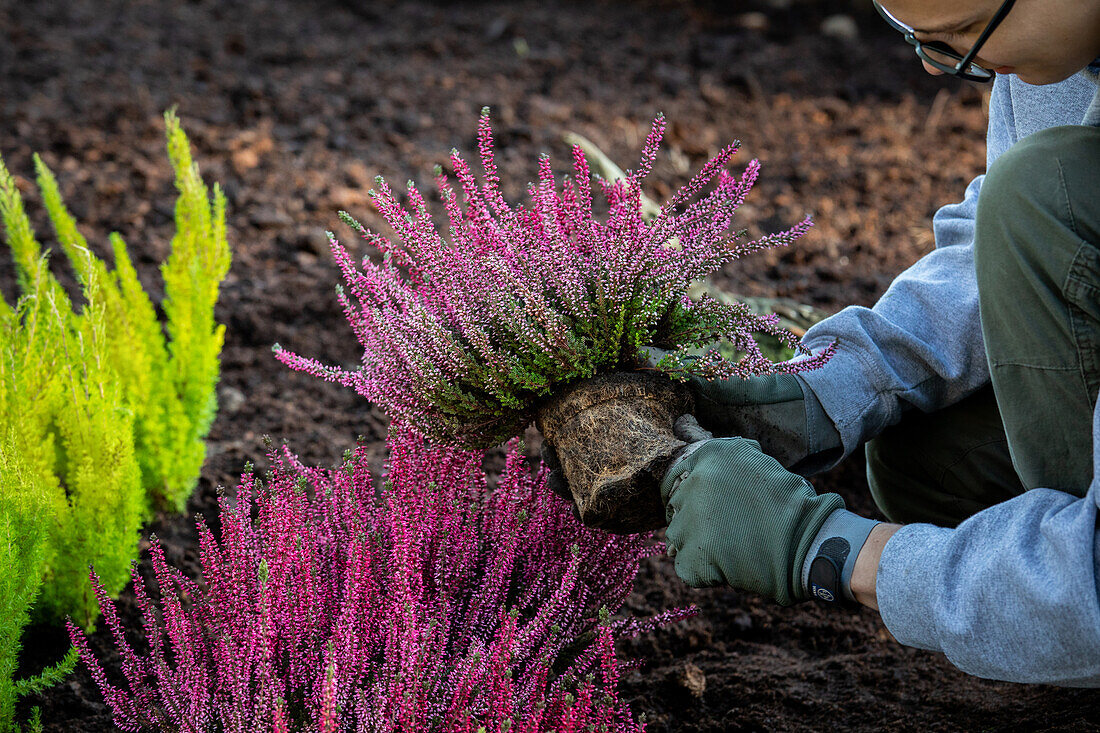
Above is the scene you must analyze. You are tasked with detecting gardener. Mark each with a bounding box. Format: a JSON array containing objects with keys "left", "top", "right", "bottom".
[{"left": 656, "top": 0, "right": 1100, "bottom": 685}]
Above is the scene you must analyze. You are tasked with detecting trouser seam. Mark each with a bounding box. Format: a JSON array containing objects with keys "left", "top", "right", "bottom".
[
  {"left": 1056, "top": 156, "right": 1077, "bottom": 237},
  {"left": 1056, "top": 137, "right": 1100, "bottom": 399},
  {"left": 989, "top": 362, "right": 1075, "bottom": 371}
]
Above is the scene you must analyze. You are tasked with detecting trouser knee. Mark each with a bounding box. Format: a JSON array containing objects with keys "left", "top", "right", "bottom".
[
  {"left": 975, "top": 125, "right": 1100, "bottom": 294},
  {"left": 973, "top": 125, "right": 1100, "bottom": 493}
]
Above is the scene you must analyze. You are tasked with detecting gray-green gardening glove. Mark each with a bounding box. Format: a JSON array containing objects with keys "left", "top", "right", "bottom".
[
  {"left": 645, "top": 348, "right": 843, "bottom": 475},
  {"left": 660, "top": 416, "right": 875, "bottom": 606},
  {"left": 540, "top": 441, "right": 582, "bottom": 520},
  {"left": 540, "top": 441, "right": 572, "bottom": 501}
]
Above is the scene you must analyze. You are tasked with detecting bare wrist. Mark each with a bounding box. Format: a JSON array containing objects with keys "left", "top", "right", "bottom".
[{"left": 850, "top": 523, "right": 902, "bottom": 610}]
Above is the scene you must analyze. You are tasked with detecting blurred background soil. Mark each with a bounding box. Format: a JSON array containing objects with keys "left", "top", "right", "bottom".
[{"left": 2, "top": 0, "right": 1098, "bottom": 730}]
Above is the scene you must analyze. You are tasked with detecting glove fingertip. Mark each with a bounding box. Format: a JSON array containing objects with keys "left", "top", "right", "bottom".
[
  {"left": 744, "top": 437, "right": 763, "bottom": 451},
  {"left": 539, "top": 442, "right": 562, "bottom": 468},
  {"left": 673, "top": 413, "right": 714, "bottom": 443},
  {"left": 546, "top": 471, "right": 573, "bottom": 501}
]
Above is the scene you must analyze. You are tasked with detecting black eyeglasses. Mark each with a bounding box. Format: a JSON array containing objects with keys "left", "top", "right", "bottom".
[{"left": 873, "top": 0, "right": 1016, "bottom": 83}]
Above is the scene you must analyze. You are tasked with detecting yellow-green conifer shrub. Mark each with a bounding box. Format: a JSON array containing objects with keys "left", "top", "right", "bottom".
[
  {"left": 156, "top": 111, "right": 231, "bottom": 511},
  {"left": 0, "top": 432, "right": 78, "bottom": 733},
  {"left": 0, "top": 259, "right": 124, "bottom": 731},
  {"left": 0, "top": 111, "right": 230, "bottom": 630},
  {"left": 0, "top": 434, "right": 53, "bottom": 731},
  {"left": 0, "top": 251, "right": 143, "bottom": 629},
  {"left": 0, "top": 111, "right": 229, "bottom": 728},
  {"left": 40, "top": 277, "right": 145, "bottom": 626},
  {"left": 2, "top": 110, "right": 230, "bottom": 516}
]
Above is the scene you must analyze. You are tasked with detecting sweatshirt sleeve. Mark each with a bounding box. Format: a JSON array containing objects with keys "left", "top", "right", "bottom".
[
  {"left": 874, "top": 399, "right": 1100, "bottom": 687},
  {"left": 795, "top": 76, "right": 1018, "bottom": 456}
]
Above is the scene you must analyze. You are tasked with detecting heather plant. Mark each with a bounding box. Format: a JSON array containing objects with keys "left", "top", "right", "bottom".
[
  {"left": 275, "top": 110, "right": 832, "bottom": 448},
  {"left": 71, "top": 428, "right": 689, "bottom": 732},
  {"left": 1, "top": 110, "right": 230, "bottom": 515}
]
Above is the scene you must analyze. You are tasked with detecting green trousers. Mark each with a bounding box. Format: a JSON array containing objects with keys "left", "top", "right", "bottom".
[{"left": 867, "top": 125, "right": 1100, "bottom": 527}]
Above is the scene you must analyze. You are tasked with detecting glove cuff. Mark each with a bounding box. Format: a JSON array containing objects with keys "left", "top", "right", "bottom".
[{"left": 800, "top": 508, "right": 880, "bottom": 604}]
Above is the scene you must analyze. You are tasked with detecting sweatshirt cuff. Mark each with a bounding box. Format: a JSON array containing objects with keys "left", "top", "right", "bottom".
[
  {"left": 796, "top": 334, "right": 892, "bottom": 460},
  {"left": 875, "top": 522, "right": 955, "bottom": 652}
]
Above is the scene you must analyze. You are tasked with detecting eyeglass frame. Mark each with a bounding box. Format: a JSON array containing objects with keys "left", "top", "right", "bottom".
[{"left": 872, "top": 0, "right": 1017, "bottom": 83}]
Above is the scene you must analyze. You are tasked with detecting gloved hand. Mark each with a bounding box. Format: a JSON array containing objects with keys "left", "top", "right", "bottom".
[
  {"left": 540, "top": 441, "right": 581, "bottom": 519},
  {"left": 659, "top": 418, "right": 845, "bottom": 605},
  {"left": 644, "top": 347, "right": 843, "bottom": 475}
]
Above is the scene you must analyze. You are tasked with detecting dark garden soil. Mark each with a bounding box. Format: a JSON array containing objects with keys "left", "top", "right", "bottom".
[{"left": 3, "top": 0, "right": 1099, "bottom": 730}]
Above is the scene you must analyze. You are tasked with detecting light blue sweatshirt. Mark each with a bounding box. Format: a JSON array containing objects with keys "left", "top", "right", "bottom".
[{"left": 797, "top": 66, "right": 1100, "bottom": 686}]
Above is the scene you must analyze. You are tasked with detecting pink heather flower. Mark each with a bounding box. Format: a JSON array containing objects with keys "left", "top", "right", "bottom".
[
  {"left": 70, "top": 428, "right": 693, "bottom": 732},
  {"left": 274, "top": 111, "right": 832, "bottom": 447}
]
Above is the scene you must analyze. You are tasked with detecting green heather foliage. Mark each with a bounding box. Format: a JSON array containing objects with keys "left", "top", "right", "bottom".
[{"left": 0, "top": 111, "right": 230, "bottom": 723}]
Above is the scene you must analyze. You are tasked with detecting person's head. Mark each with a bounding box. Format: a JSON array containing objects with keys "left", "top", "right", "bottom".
[{"left": 874, "top": 0, "right": 1100, "bottom": 85}]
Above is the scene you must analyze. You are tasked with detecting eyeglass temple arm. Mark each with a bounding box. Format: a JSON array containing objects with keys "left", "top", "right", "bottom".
[{"left": 956, "top": 0, "right": 1016, "bottom": 70}]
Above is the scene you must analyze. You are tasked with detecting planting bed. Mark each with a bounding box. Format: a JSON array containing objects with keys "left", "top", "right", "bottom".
[{"left": 3, "top": 0, "right": 1099, "bottom": 729}]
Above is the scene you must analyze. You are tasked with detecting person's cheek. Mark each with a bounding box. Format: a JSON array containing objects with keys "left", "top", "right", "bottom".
[{"left": 921, "top": 59, "right": 946, "bottom": 75}]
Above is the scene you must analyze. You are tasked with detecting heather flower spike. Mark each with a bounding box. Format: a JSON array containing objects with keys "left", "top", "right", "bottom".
[{"left": 275, "top": 111, "right": 833, "bottom": 448}]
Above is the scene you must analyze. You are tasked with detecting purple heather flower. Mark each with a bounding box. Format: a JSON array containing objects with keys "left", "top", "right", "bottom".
[
  {"left": 71, "top": 429, "right": 693, "bottom": 732},
  {"left": 274, "top": 111, "right": 833, "bottom": 448}
]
